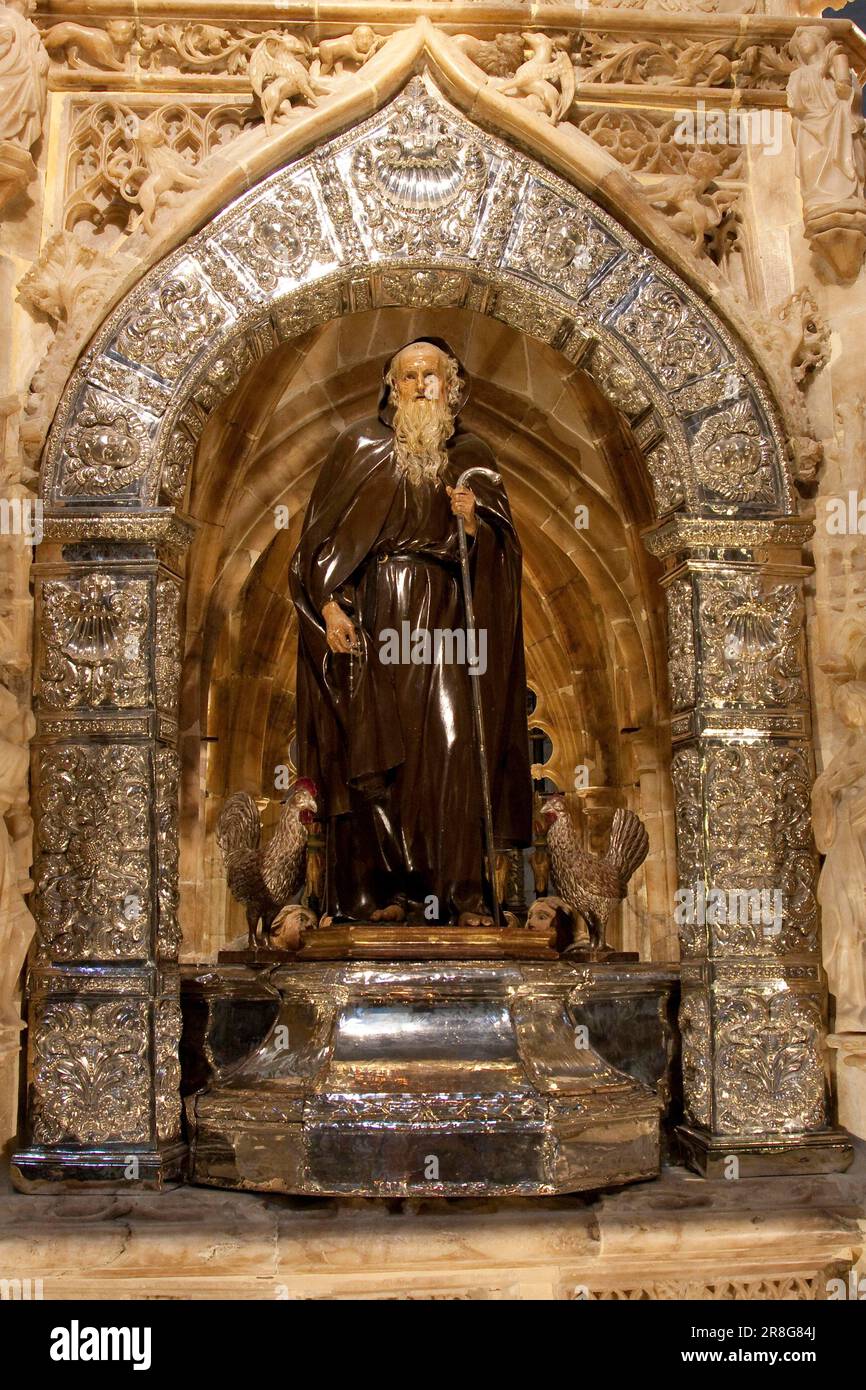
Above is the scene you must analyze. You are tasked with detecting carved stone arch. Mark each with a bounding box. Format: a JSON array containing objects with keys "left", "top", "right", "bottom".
[
  {"left": 42, "top": 77, "right": 793, "bottom": 522},
  {"left": 15, "top": 74, "right": 848, "bottom": 1191}
]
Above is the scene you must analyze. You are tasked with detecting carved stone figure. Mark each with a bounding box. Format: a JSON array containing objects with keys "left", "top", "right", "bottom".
[
  {"left": 787, "top": 26, "right": 866, "bottom": 282},
  {"left": 42, "top": 20, "right": 134, "bottom": 71},
  {"left": 776, "top": 288, "right": 831, "bottom": 386},
  {"left": 0, "top": 0, "right": 48, "bottom": 211},
  {"left": 123, "top": 117, "right": 213, "bottom": 232},
  {"left": 490, "top": 33, "right": 575, "bottom": 125},
  {"left": 216, "top": 780, "right": 317, "bottom": 950},
  {"left": 646, "top": 149, "right": 737, "bottom": 256},
  {"left": 316, "top": 26, "right": 382, "bottom": 77},
  {"left": 543, "top": 797, "right": 648, "bottom": 949},
  {"left": 0, "top": 684, "right": 35, "bottom": 1033},
  {"left": 290, "top": 340, "right": 532, "bottom": 927},
  {"left": 453, "top": 32, "right": 525, "bottom": 78},
  {"left": 249, "top": 34, "right": 324, "bottom": 131},
  {"left": 812, "top": 672, "right": 866, "bottom": 1033}
]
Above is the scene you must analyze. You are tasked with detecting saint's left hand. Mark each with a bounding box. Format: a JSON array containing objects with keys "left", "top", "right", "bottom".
[{"left": 446, "top": 485, "right": 477, "bottom": 536}]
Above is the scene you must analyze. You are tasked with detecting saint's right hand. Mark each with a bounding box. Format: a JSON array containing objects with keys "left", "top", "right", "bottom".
[{"left": 322, "top": 601, "right": 359, "bottom": 654}]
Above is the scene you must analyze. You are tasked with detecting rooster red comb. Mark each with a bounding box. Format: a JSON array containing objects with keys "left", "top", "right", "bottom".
[{"left": 293, "top": 777, "right": 318, "bottom": 798}]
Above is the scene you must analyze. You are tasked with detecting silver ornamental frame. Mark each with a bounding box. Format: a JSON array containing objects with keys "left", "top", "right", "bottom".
[{"left": 12, "top": 76, "right": 848, "bottom": 1189}]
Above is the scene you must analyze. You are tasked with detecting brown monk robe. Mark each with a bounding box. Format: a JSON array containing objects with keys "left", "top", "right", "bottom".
[{"left": 290, "top": 340, "right": 532, "bottom": 925}]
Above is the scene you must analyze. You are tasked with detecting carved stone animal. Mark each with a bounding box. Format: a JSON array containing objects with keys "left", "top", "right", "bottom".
[
  {"left": 249, "top": 34, "right": 324, "bottom": 131},
  {"left": 316, "top": 25, "right": 382, "bottom": 77},
  {"left": 543, "top": 796, "right": 649, "bottom": 948},
  {"left": 491, "top": 33, "right": 575, "bottom": 124},
  {"left": 216, "top": 779, "right": 317, "bottom": 950},
  {"left": 453, "top": 32, "right": 526, "bottom": 78}
]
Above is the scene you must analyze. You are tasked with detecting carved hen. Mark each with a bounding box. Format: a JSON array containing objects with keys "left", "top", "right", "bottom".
[
  {"left": 543, "top": 796, "right": 649, "bottom": 949},
  {"left": 216, "top": 779, "right": 317, "bottom": 950}
]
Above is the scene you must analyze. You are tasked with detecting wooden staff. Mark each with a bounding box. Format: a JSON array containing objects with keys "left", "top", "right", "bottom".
[{"left": 455, "top": 465, "right": 502, "bottom": 929}]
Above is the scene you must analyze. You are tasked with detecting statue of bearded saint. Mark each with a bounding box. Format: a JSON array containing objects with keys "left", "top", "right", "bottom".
[{"left": 290, "top": 340, "right": 532, "bottom": 927}]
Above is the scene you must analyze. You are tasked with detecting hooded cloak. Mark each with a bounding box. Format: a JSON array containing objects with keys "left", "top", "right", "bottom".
[{"left": 290, "top": 340, "right": 532, "bottom": 922}]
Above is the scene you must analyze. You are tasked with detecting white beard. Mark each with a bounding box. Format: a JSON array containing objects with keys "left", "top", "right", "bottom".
[{"left": 392, "top": 395, "right": 455, "bottom": 485}]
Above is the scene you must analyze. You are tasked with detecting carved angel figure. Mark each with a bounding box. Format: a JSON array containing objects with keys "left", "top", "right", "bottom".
[
  {"left": 647, "top": 149, "right": 735, "bottom": 255},
  {"left": 249, "top": 34, "right": 324, "bottom": 132},
  {"left": 490, "top": 33, "right": 575, "bottom": 125},
  {"left": 0, "top": 0, "right": 47, "bottom": 209},
  {"left": 0, "top": 0, "right": 47, "bottom": 150},
  {"left": 787, "top": 26, "right": 866, "bottom": 279},
  {"left": 812, "top": 674, "right": 866, "bottom": 1033}
]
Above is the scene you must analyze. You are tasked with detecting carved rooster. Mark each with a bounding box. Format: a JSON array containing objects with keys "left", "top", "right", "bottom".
[
  {"left": 216, "top": 779, "right": 318, "bottom": 950},
  {"left": 542, "top": 796, "right": 649, "bottom": 949}
]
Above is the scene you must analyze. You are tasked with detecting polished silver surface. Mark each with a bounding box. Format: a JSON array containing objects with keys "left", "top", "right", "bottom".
[{"left": 187, "top": 958, "right": 668, "bottom": 1196}]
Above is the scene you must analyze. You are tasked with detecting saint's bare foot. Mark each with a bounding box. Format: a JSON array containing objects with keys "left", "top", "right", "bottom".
[
  {"left": 457, "top": 911, "right": 495, "bottom": 928},
  {"left": 370, "top": 903, "right": 406, "bottom": 922}
]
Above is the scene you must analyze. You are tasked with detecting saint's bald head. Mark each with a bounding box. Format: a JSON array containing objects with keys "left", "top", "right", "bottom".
[
  {"left": 386, "top": 343, "right": 461, "bottom": 411},
  {"left": 385, "top": 343, "right": 461, "bottom": 485}
]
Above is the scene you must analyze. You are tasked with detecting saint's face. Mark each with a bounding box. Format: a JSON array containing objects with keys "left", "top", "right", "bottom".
[{"left": 391, "top": 345, "right": 447, "bottom": 406}]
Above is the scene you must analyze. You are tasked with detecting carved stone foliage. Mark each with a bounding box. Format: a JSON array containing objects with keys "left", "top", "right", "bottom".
[
  {"left": 38, "top": 574, "right": 149, "bottom": 711},
  {"left": 666, "top": 580, "right": 696, "bottom": 712},
  {"left": 698, "top": 576, "right": 804, "bottom": 707},
  {"left": 715, "top": 990, "right": 826, "bottom": 1134},
  {"left": 705, "top": 743, "right": 817, "bottom": 955},
  {"left": 576, "top": 108, "right": 743, "bottom": 178},
  {"left": 155, "top": 995, "right": 182, "bottom": 1140},
  {"left": 34, "top": 744, "right": 151, "bottom": 961},
  {"left": 679, "top": 991, "right": 711, "bottom": 1127},
  {"left": 575, "top": 31, "right": 794, "bottom": 92},
  {"left": 30, "top": 998, "right": 150, "bottom": 1144}
]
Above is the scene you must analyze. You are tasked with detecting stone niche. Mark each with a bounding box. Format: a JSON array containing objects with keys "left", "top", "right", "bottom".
[{"left": 2, "top": 2, "right": 865, "bottom": 1295}]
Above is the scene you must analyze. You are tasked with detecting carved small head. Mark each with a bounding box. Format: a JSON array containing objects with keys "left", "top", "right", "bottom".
[
  {"left": 106, "top": 19, "right": 135, "bottom": 46},
  {"left": 288, "top": 777, "right": 318, "bottom": 823},
  {"left": 527, "top": 895, "right": 578, "bottom": 952},
  {"left": 790, "top": 26, "right": 828, "bottom": 65},
  {"left": 386, "top": 341, "right": 460, "bottom": 409},
  {"left": 353, "top": 25, "right": 378, "bottom": 55},
  {"left": 540, "top": 794, "right": 567, "bottom": 830}
]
